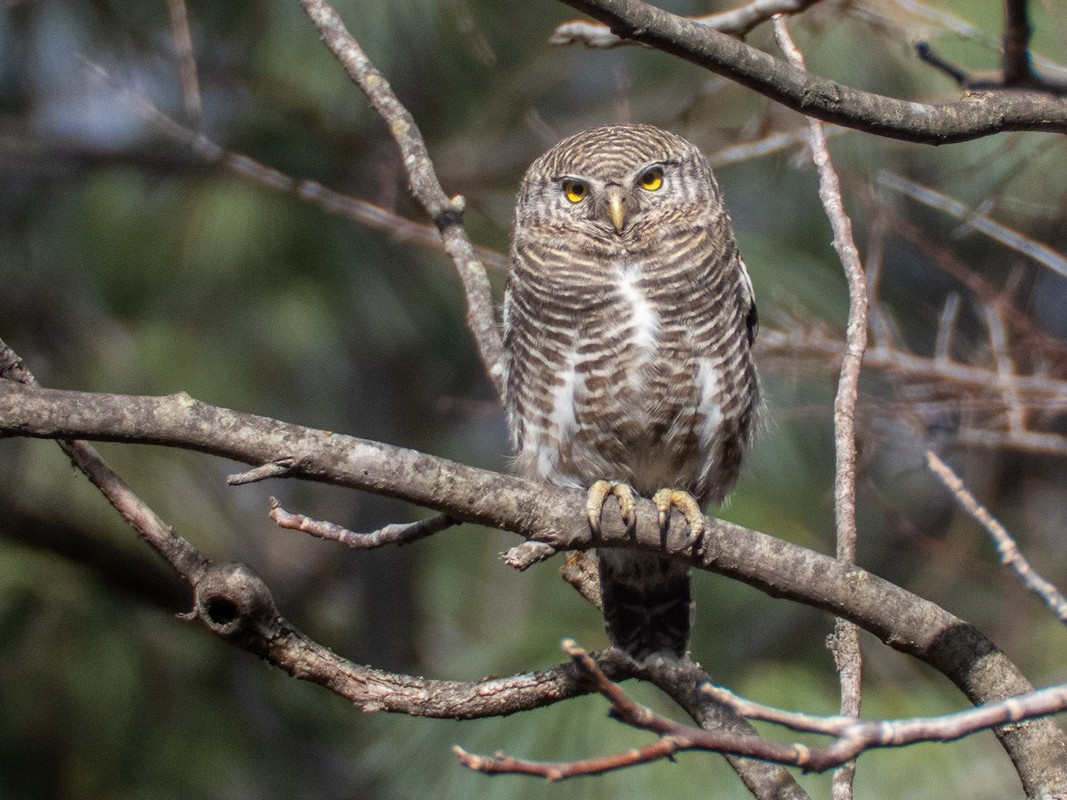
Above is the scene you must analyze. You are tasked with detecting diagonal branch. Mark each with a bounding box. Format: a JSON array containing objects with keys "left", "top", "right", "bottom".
[
  {"left": 556, "top": 0, "right": 1067, "bottom": 143},
  {"left": 298, "top": 0, "right": 505, "bottom": 399},
  {"left": 926, "top": 451, "right": 1067, "bottom": 622},
  {"left": 3, "top": 379, "right": 1067, "bottom": 796},
  {"left": 550, "top": 0, "right": 821, "bottom": 47},
  {"left": 773, "top": 17, "right": 866, "bottom": 797},
  {"left": 459, "top": 641, "right": 1067, "bottom": 778}
]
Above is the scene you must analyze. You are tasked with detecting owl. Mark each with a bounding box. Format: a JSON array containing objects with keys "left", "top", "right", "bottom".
[{"left": 503, "top": 124, "right": 759, "bottom": 662}]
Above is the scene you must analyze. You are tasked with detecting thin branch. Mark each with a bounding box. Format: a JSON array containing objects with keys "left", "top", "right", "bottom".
[
  {"left": 882, "top": 206, "right": 1067, "bottom": 358},
  {"left": 981, "top": 303, "right": 1026, "bottom": 435},
  {"left": 549, "top": 0, "right": 821, "bottom": 47},
  {"left": 78, "top": 59, "right": 509, "bottom": 273},
  {"left": 758, "top": 327, "right": 1067, "bottom": 456},
  {"left": 165, "top": 0, "right": 202, "bottom": 125},
  {"left": 708, "top": 124, "right": 845, "bottom": 168},
  {"left": 957, "top": 427, "right": 1067, "bottom": 457},
  {"left": 879, "top": 172, "right": 1067, "bottom": 281},
  {"left": 298, "top": 0, "right": 505, "bottom": 400},
  {"left": 269, "top": 500, "right": 458, "bottom": 549},
  {"left": 0, "top": 341, "right": 210, "bottom": 583},
  {"left": 458, "top": 641, "right": 1067, "bottom": 778},
  {"left": 706, "top": 679, "right": 1067, "bottom": 753},
  {"left": 556, "top": 0, "right": 1067, "bottom": 144},
  {"left": 925, "top": 451, "right": 1067, "bottom": 622},
  {"left": 773, "top": 17, "right": 866, "bottom": 798},
  {"left": 916, "top": 0, "right": 1050, "bottom": 91},
  {"left": 934, "top": 292, "right": 961, "bottom": 362}
]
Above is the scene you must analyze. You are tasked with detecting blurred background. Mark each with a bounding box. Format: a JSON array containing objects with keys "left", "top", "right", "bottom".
[{"left": 2, "top": 1, "right": 1067, "bottom": 797}]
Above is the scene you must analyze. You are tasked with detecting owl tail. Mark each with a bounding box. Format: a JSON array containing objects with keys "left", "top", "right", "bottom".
[{"left": 598, "top": 550, "right": 692, "bottom": 662}]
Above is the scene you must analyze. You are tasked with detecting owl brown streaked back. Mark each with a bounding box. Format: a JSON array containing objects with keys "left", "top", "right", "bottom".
[{"left": 503, "top": 124, "right": 759, "bottom": 662}]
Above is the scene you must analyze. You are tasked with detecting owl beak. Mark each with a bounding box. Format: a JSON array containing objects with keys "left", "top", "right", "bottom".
[{"left": 606, "top": 190, "right": 627, "bottom": 234}]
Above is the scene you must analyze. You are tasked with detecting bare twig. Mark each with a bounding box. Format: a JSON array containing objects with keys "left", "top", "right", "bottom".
[
  {"left": 883, "top": 207, "right": 1067, "bottom": 359},
  {"left": 914, "top": 41, "right": 971, "bottom": 88},
  {"left": 556, "top": 0, "right": 1067, "bottom": 143},
  {"left": 549, "top": 0, "right": 821, "bottom": 47},
  {"left": 925, "top": 451, "right": 1067, "bottom": 622},
  {"left": 298, "top": 0, "right": 505, "bottom": 400},
  {"left": 457, "top": 641, "right": 1067, "bottom": 778},
  {"left": 269, "top": 500, "right": 458, "bottom": 549},
  {"left": 0, "top": 339, "right": 210, "bottom": 583},
  {"left": 165, "top": 0, "right": 202, "bottom": 125},
  {"left": 78, "top": 59, "right": 509, "bottom": 274},
  {"left": 934, "top": 292, "right": 961, "bottom": 362},
  {"left": 773, "top": 17, "right": 865, "bottom": 797},
  {"left": 228, "top": 457, "right": 305, "bottom": 484},
  {"left": 708, "top": 125, "right": 845, "bottom": 168},
  {"left": 915, "top": 0, "right": 1057, "bottom": 92},
  {"left": 759, "top": 328, "right": 1067, "bottom": 456},
  {"left": 878, "top": 172, "right": 1067, "bottom": 281},
  {"left": 982, "top": 303, "right": 1026, "bottom": 435},
  {"left": 705, "top": 679, "right": 1067, "bottom": 749}
]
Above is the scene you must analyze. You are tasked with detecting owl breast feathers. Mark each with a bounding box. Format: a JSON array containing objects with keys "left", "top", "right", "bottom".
[{"left": 503, "top": 124, "right": 759, "bottom": 662}]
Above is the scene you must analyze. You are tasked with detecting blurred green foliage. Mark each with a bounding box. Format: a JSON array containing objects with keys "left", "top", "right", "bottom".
[{"left": 2, "top": 1, "right": 1066, "bottom": 798}]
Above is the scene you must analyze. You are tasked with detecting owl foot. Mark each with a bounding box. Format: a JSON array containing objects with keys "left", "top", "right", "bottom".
[
  {"left": 652, "top": 488, "right": 705, "bottom": 550},
  {"left": 586, "top": 480, "right": 637, "bottom": 538}
]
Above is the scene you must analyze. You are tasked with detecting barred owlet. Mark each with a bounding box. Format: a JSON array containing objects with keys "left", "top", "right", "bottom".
[{"left": 504, "top": 124, "right": 759, "bottom": 662}]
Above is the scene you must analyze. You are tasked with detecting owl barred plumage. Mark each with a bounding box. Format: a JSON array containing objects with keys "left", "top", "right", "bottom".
[{"left": 504, "top": 124, "right": 759, "bottom": 662}]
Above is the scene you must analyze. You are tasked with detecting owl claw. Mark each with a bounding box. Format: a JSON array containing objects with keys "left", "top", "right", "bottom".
[
  {"left": 652, "top": 489, "right": 706, "bottom": 551},
  {"left": 586, "top": 480, "right": 637, "bottom": 538}
]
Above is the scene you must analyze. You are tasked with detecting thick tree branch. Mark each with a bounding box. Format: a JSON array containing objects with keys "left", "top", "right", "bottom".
[
  {"left": 0, "top": 342, "right": 799, "bottom": 798},
  {"left": 556, "top": 0, "right": 1067, "bottom": 143},
  {"left": 550, "top": 0, "right": 821, "bottom": 46},
  {"left": 2, "top": 381, "right": 1067, "bottom": 795}
]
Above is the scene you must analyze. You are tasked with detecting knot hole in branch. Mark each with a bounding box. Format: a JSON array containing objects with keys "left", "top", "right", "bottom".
[{"left": 193, "top": 562, "right": 280, "bottom": 650}]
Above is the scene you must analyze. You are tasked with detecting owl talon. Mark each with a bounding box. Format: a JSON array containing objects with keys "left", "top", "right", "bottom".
[
  {"left": 586, "top": 480, "right": 637, "bottom": 538},
  {"left": 652, "top": 489, "right": 705, "bottom": 550}
]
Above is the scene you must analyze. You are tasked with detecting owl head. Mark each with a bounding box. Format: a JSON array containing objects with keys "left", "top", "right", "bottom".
[{"left": 513, "top": 124, "right": 723, "bottom": 247}]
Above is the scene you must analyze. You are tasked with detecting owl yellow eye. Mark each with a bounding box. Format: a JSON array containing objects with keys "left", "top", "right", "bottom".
[
  {"left": 562, "top": 180, "right": 588, "bottom": 204},
  {"left": 638, "top": 167, "right": 663, "bottom": 191}
]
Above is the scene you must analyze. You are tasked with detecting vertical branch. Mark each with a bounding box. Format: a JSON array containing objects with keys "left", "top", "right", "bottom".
[
  {"left": 773, "top": 16, "right": 868, "bottom": 800},
  {"left": 165, "top": 0, "right": 203, "bottom": 126},
  {"left": 297, "top": 0, "right": 506, "bottom": 401},
  {"left": 982, "top": 303, "right": 1025, "bottom": 435},
  {"left": 1002, "top": 0, "right": 1033, "bottom": 86}
]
